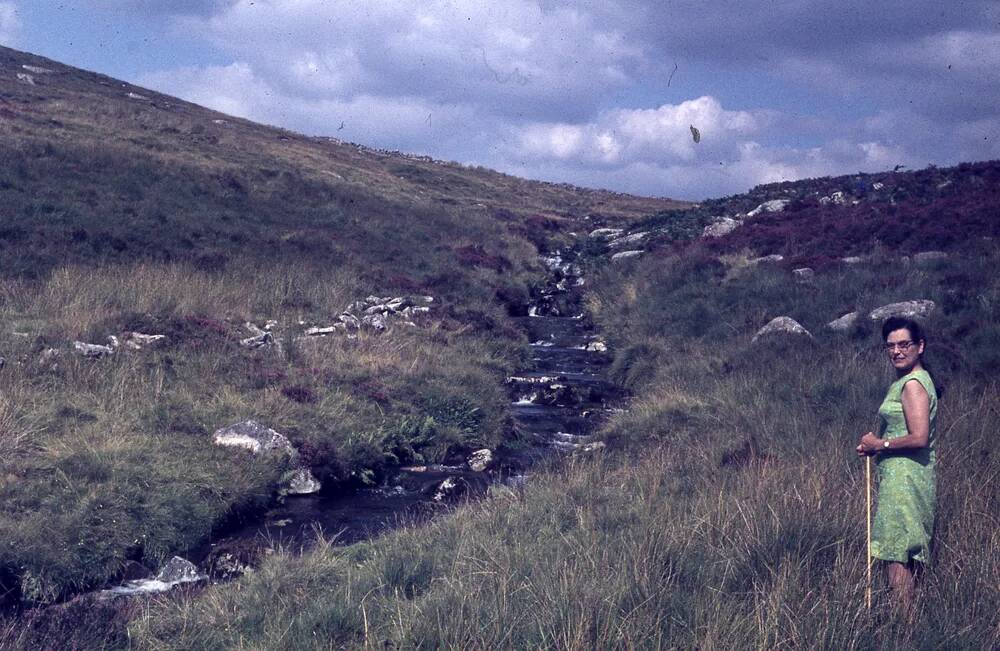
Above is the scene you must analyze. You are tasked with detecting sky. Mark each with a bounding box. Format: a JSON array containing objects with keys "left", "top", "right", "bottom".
[{"left": 2, "top": 1, "right": 999, "bottom": 200}]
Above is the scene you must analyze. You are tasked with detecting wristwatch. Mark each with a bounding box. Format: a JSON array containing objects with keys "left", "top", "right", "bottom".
[{"left": 882, "top": 440, "right": 890, "bottom": 449}]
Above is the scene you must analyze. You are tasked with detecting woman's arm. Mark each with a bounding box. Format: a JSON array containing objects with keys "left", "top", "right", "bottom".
[{"left": 856, "top": 379, "right": 930, "bottom": 455}]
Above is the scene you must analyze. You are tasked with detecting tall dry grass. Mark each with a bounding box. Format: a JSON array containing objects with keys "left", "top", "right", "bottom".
[{"left": 121, "top": 246, "right": 1000, "bottom": 650}]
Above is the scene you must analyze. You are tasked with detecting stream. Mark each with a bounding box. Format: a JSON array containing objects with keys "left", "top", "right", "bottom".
[
  {"left": 179, "top": 248, "right": 622, "bottom": 583},
  {"left": 25, "top": 249, "right": 623, "bottom": 611}
]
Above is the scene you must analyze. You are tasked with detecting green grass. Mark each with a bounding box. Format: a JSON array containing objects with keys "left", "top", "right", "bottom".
[
  {"left": 109, "top": 245, "right": 1000, "bottom": 651},
  {"left": 0, "top": 260, "right": 531, "bottom": 606}
]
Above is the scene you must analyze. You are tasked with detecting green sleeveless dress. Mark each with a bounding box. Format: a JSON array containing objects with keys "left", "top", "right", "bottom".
[{"left": 870, "top": 369, "right": 937, "bottom": 565}]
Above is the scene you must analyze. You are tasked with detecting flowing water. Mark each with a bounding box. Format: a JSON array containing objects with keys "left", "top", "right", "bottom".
[
  {"left": 35, "top": 250, "right": 622, "bottom": 605},
  {"left": 182, "top": 249, "right": 621, "bottom": 582}
]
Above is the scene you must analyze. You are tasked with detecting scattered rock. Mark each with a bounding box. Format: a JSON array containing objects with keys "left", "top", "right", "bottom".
[
  {"left": 73, "top": 340, "right": 115, "bottom": 358},
  {"left": 304, "top": 326, "right": 339, "bottom": 336},
  {"left": 872, "top": 182, "right": 884, "bottom": 190},
  {"left": 588, "top": 227, "right": 625, "bottom": 240},
  {"left": 868, "top": 300, "right": 935, "bottom": 322},
  {"left": 827, "top": 311, "right": 860, "bottom": 332},
  {"left": 608, "top": 232, "right": 649, "bottom": 248},
  {"left": 585, "top": 341, "right": 607, "bottom": 352},
  {"left": 125, "top": 332, "right": 166, "bottom": 350},
  {"left": 751, "top": 254, "right": 785, "bottom": 264},
  {"left": 792, "top": 267, "right": 815, "bottom": 281},
  {"left": 611, "top": 250, "right": 643, "bottom": 261},
  {"left": 702, "top": 216, "right": 741, "bottom": 238},
  {"left": 751, "top": 316, "right": 813, "bottom": 344},
  {"left": 213, "top": 420, "right": 294, "bottom": 455},
  {"left": 746, "top": 199, "right": 790, "bottom": 217},
  {"left": 16, "top": 73, "right": 35, "bottom": 86},
  {"left": 361, "top": 313, "right": 387, "bottom": 331},
  {"left": 127, "top": 92, "right": 149, "bottom": 101},
  {"left": 841, "top": 256, "right": 863, "bottom": 264},
  {"left": 21, "top": 64, "right": 53, "bottom": 74},
  {"left": 819, "top": 191, "right": 848, "bottom": 206},
  {"left": 240, "top": 332, "right": 274, "bottom": 349},
  {"left": 281, "top": 468, "right": 322, "bottom": 495},
  {"left": 467, "top": 449, "right": 493, "bottom": 472}
]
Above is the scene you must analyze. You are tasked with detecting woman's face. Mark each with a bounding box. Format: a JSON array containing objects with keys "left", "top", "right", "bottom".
[{"left": 885, "top": 327, "right": 924, "bottom": 373}]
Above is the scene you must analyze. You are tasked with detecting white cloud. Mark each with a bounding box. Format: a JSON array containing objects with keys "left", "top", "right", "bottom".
[
  {"left": 0, "top": 2, "right": 20, "bottom": 45},
  {"left": 124, "top": 2, "right": 998, "bottom": 199},
  {"left": 512, "top": 97, "right": 765, "bottom": 169},
  {"left": 173, "top": 0, "right": 644, "bottom": 121}
]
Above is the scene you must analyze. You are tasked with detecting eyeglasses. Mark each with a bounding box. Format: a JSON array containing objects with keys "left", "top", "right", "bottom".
[{"left": 884, "top": 340, "right": 916, "bottom": 352}]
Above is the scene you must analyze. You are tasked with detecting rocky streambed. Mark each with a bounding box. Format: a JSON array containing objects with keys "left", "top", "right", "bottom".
[{"left": 18, "top": 249, "right": 623, "bottom": 616}]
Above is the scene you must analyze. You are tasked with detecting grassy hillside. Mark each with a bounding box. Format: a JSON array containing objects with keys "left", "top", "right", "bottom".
[
  {"left": 122, "top": 173, "right": 999, "bottom": 650},
  {"left": 0, "top": 44, "right": 685, "bottom": 611}
]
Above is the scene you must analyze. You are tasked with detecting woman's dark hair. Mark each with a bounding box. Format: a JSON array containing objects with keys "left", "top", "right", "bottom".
[{"left": 881, "top": 316, "right": 944, "bottom": 397}]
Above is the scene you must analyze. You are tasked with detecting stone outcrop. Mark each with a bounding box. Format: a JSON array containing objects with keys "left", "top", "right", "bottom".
[
  {"left": 751, "top": 317, "right": 813, "bottom": 344},
  {"left": 746, "top": 199, "right": 790, "bottom": 217},
  {"left": 702, "top": 216, "right": 740, "bottom": 238},
  {"left": 608, "top": 232, "right": 649, "bottom": 248},
  {"left": 588, "top": 227, "right": 624, "bottom": 240},
  {"left": 611, "top": 250, "right": 642, "bottom": 261},
  {"left": 868, "top": 300, "right": 935, "bottom": 322},
  {"left": 827, "top": 311, "right": 860, "bottom": 332}
]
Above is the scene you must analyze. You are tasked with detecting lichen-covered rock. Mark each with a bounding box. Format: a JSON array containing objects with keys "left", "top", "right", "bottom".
[
  {"left": 702, "top": 216, "right": 740, "bottom": 238},
  {"left": 213, "top": 420, "right": 294, "bottom": 455},
  {"left": 608, "top": 232, "right": 649, "bottom": 248},
  {"left": 827, "top": 311, "right": 860, "bottom": 332},
  {"left": 467, "top": 449, "right": 493, "bottom": 472},
  {"left": 156, "top": 556, "right": 202, "bottom": 584},
  {"left": 304, "top": 326, "right": 339, "bottom": 336},
  {"left": 868, "top": 300, "right": 935, "bottom": 322},
  {"left": 611, "top": 250, "right": 643, "bottom": 261},
  {"left": 746, "top": 199, "right": 790, "bottom": 217},
  {"left": 751, "top": 317, "right": 813, "bottom": 344},
  {"left": 589, "top": 227, "right": 624, "bottom": 240},
  {"left": 361, "top": 313, "right": 388, "bottom": 331},
  {"left": 73, "top": 341, "right": 115, "bottom": 358}
]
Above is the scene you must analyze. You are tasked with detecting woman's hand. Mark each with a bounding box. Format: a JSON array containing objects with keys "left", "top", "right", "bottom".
[{"left": 856, "top": 431, "right": 883, "bottom": 456}]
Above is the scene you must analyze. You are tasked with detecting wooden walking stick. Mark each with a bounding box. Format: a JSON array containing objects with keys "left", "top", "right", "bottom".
[{"left": 866, "top": 455, "right": 872, "bottom": 611}]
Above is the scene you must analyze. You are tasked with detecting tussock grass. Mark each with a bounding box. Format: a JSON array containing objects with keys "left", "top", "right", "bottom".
[
  {"left": 0, "top": 259, "right": 525, "bottom": 607},
  {"left": 122, "top": 246, "right": 1000, "bottom": 650}
]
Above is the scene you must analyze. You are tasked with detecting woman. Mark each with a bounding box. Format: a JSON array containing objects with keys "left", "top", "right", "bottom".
[{"left": 856, "top": 316, "right": 939, "bottom": 609}]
